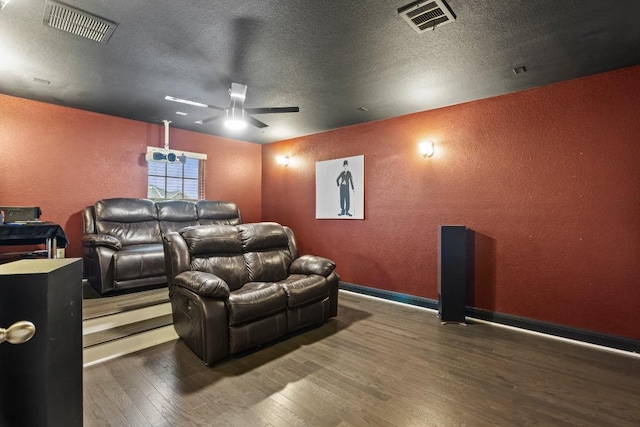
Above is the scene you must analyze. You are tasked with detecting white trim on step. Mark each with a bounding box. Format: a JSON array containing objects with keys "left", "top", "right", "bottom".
[
  {"left": 83, "top": 325, "right": 178, "bottom": 367},
  {"left": 83, "top": 302, "right": 173, "bottom": 335}
]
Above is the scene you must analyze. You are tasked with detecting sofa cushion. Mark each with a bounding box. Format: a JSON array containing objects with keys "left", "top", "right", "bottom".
[
  {"left": 242, "top": 251, "right": 292, "bottom": 283},
  {"left": 156, "top": 200, "right": 199, "bottom": 235},
  {"left": 95, "top": 198, "right": 161, "bottom": 245},
  {"left": 197, "top": 200, "right": 242, "bottom": 226},
  {"left": 181, "top": 225, "right": 241, "bottom": 254},
  {"left": 238, "top": 223, "right": 292, "bottom": 282},
  {"left": 181, "top": 225, "right": 248, "bottom": 291},
  {"left": 278, "top": 274, "right": 329, "bottom": 308},
  {"left": 113, "top": 244, "right": 165, "bottom": 281},
  {"left": 238, "top": 222, "right": 289, "bottom": 251},
  {"left": 227, "top": 282, "right": 287, "bottom": 326}
]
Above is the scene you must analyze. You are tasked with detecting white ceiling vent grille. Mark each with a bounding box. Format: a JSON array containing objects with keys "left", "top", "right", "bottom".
[
  {"left": 398, "top": 0, "right": 456, "bottom": 33},
  {"left": 43, "top": 0, "right": 117, "bottom": 44}
]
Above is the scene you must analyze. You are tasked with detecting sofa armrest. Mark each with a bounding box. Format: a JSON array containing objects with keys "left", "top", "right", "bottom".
[
  {"left": 82, "top": 234, "right": 122, "bottom": 251},
  {"left": 174, "top": 271, "right": 231, "bottom": 298},
  {"left": 290, "top": 255, "right": 336, "bottom": 277}
]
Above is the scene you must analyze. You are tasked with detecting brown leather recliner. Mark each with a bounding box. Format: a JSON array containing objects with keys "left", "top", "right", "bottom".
[
  {"left": 82, "top": 198, "right": 241, "bottom": 295},
  {"left": 162, "top": 222, "right": 339, "bottom": 365}
]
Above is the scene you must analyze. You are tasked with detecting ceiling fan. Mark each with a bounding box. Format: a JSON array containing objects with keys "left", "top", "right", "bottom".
[{"left": 165, "top": 82, "right": 299, "bottom": 130}]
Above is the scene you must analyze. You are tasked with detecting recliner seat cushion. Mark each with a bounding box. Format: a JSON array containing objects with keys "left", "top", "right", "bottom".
[{"left": 227, "top": 282, "right": 287, "bottom": 326}]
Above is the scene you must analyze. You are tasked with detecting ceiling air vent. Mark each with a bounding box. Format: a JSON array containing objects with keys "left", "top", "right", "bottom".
[
  {"left": 43, "top": 0, "right": 117, "bottom": 44},
  {"left": 398, "top": 0, "right": 456, "bottom": 33}
]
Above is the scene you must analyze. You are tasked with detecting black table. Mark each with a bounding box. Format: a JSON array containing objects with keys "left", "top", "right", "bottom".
[{"left": 0, "top": 223, "right": 68, "bottom": 258}]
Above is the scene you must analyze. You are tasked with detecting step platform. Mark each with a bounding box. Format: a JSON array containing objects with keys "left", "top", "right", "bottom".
[{"left": 82, "top": 285, "right": 177, "bottom": 366}]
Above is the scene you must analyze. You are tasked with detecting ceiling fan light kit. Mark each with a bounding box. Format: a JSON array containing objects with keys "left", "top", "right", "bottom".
[
  {"left": 224, "top": 107, "right": 247, "bottom": 130},
  {"left": 224, "top": 84, "right": 248, "bottom": 130}
]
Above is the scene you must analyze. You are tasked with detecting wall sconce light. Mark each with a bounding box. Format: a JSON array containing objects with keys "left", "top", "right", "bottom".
[
  {"left": 419, "top": 140, "right": 435, "bottom": 158},
  {"left": 276, "top": 155, "right": 290, "bottom": 167}
]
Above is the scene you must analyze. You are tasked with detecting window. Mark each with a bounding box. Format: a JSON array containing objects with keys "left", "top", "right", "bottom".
[{"left": 146, "top": 149, "right": 206, "bottom": 200}]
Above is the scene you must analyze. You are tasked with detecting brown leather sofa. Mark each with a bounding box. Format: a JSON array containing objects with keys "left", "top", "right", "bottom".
[
  {"left": 82, "top": 198, "right": 241, "bottom": 295},
  {"left": 162, "top": 222, "right": 339, "bottom": 365}
]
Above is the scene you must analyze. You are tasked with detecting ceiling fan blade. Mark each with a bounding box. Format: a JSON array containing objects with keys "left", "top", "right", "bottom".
[
  {"left": 245, "top": 115, "right": 268, "bottom": 128},
  {"left": 164, "top": 96, "right": 224, "bottom": 110},
  {"left": 195, "top": 115, "right": 220, "bottom": 125},
  {"left": 244, "top": 106, "right": 300, "bottom": 114}
]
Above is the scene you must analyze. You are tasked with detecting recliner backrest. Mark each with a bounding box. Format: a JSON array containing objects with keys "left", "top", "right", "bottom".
[
  {"left": 82, "top": 205, "right": 96, "bottom": 235},
  {"left": 156, "top": 200, "right": 199, "bottom": 235},
  {"left": 179, "top": 224, "right": 248, "bottom": 291},
  {"left": 94, "top": 198, "right": 161, "bottom": 246},
  {"left": 197, "top": 200, "right": 242, "bottom": 226},
  {"left": 238, "top": 222, "right": 293, "bottom": 283}
]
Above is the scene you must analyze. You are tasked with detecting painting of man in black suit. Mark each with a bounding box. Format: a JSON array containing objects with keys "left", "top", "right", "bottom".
[
  {"left": 336, "top": 160, "right": 355, "bottom": 216},
  {"left": 315, "top": 155, "right": 363, "bottom": 219}
]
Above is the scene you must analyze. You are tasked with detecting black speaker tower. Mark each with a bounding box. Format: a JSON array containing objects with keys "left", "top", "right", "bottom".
[{"left": 438, "top": 225, "right": 468, "bottom": 324}]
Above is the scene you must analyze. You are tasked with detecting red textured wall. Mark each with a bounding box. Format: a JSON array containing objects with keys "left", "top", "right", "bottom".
[
  {"left": 262, "top": 66, "right": 640, "bottom": 340},
  {"left": 0, "top": 95, "right": 261, "bottom": 259}
]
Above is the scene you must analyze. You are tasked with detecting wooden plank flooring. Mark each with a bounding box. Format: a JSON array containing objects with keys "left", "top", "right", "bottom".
[{"left": 83, "top": 291, "right": 640, "bottom": 426}]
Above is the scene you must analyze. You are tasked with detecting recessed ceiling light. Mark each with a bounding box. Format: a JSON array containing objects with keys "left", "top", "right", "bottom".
[{"left": 175, "top": 111, "right": 187, "bottom": 116}]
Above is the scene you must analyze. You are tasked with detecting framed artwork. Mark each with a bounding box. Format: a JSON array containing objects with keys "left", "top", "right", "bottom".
[{"left": 315, "top": 155, "right": 364, "bottom": 219}]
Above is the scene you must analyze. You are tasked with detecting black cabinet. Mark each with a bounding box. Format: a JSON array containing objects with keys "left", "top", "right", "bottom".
[{"left": 0, "top": 259, "right": 83, "bottom": 427}]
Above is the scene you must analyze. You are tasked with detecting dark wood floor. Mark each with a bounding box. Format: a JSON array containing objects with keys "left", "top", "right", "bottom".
[{"left": 83, "top": 291, "right": 640, "bottom": 426}]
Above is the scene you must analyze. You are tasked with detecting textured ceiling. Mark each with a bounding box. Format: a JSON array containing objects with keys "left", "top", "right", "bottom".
[{"left": 0, "top": 0, "right": 639, "bottom": 144}]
